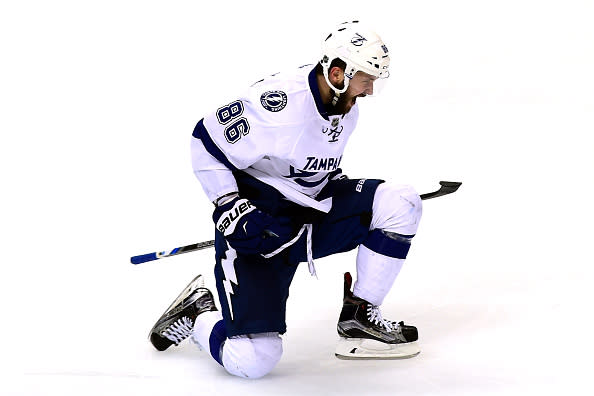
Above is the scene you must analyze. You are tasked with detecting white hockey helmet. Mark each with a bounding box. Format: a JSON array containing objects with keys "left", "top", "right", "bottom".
[{"left": 320, "top": 21, "right": 390, "bottom": 94}]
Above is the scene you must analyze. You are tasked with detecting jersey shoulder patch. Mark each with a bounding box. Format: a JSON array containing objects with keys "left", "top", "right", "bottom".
[{"left": 260, "top": 90, "right": 288, "bottom": 112}]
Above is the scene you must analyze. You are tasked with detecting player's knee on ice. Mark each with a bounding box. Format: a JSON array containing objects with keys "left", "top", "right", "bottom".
[
  {"left": 222, "top": 333, "right": 283, "bottom": 379},
  {"left": 371, "top": 183, "right": 422, "bottom": 235}
]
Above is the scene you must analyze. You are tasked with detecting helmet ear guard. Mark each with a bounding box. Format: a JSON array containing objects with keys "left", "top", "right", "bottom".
[{"left": 320, "top": 21, "right": 390, "bottom": 101}]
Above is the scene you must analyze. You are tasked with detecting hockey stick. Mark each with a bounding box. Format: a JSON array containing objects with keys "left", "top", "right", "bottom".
[{"left": 130, "top": 181, "right": 461, "bottom": 265}]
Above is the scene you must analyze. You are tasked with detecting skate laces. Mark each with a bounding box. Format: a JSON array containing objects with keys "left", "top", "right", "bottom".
[
  {"left": 162, "top": 316, "right": 194, "bottom": 345},
  {"left": 367, "top": 305, "right": 396, "bottom": 332}
]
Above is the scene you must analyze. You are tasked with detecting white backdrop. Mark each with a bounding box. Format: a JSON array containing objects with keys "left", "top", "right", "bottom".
[{"left": 2, "top": 1, "right": 593, "bottom": 395}]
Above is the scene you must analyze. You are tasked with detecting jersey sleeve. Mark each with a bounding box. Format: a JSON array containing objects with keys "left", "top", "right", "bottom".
[{"left": 190, "top": 136, "right": 238, "bottom": 202}]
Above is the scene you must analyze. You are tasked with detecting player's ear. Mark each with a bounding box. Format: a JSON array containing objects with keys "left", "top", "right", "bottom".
[{"left": 329, "top": 66, "right": 345, "bottom": 88}]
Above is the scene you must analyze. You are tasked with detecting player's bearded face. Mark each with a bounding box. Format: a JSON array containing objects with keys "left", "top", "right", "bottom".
[{"left": 332, "top": 72, "right": 378, "bottom": 115}]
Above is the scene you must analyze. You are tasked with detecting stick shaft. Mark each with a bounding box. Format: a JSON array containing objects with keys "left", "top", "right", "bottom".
[{"left": 130, "top": 240, "right": 214, "bottom": 264}]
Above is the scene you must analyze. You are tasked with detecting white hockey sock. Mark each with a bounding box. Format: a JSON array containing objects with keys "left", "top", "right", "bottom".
[
  {"left": 353, "top": 244, "right": 405, "bottom": 306},
  {"left": 192, "top": 310, "right": 223, "bottom": 351}
]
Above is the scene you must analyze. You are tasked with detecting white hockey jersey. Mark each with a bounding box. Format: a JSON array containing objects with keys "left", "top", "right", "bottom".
[{"left": 192, "top": 65, "right": 359, "bottom": 212}]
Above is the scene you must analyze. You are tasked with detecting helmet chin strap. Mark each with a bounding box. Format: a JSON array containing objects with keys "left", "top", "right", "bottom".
[
  {"left": 323, "top": 67, "right": 350, "bottom": 106},
  {"left": 332, "top": 91, "right": 340, "bottom": 106}
]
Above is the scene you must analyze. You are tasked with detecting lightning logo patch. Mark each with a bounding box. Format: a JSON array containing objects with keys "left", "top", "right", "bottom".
[
  {"left": 260, "top": 90, "right": 288, "bottom": 112},
  {"left": 221, "top": 246, "right": 239, "bottom": 321}
]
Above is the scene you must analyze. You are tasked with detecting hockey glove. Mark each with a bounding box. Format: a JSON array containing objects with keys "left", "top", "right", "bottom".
[{"left": 212, "top": 196, "right": 294, "bottom": 256}]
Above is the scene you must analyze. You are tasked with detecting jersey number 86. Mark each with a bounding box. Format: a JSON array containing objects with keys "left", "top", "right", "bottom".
[{"left": 216, "top": 100, "right": 250, "bottom": 144}]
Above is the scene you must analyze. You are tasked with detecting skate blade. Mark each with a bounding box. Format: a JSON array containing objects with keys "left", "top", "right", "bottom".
[{"left": 335, "top": 337, "right": 421, "bottom": 360}]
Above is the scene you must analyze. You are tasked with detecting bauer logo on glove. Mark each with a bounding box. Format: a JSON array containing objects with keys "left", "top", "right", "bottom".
[{"left": 215, "top": 198, "right": 256, "bottom": 236}]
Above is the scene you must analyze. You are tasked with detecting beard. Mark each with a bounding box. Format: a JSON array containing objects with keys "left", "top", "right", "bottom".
[{"left": 327, "top": 90, "right": 361, "bottom": 116}]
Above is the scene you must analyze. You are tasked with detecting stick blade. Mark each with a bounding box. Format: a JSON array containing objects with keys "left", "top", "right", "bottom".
[
  {"left": 438, "top": 181, "right": 462, "bottom": 193},
  {"left": 420, "top": 181, "right": 462, "bottom": 200}
]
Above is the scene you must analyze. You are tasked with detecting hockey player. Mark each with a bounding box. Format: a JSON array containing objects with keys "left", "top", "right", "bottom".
[{"left": 149, "top": 21, "right": 422, "bottom": 378}]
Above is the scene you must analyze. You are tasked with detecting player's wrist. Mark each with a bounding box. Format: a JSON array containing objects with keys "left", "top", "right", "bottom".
[{"left": 213, "top": 191, "right": 240, "bottom": 207}]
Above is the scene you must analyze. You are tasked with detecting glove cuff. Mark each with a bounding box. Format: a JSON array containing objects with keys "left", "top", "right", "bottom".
[{"left": 213, "top": 191, "right": 240, "bottom": 207}]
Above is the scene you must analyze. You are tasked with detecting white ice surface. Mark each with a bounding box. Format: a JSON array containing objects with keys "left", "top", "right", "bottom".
[{"left": 2, "top": 1, "right": 593, "bottom": 395}]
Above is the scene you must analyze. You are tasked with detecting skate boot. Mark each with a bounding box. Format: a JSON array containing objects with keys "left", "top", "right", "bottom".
[
  {"left": 335, "top": 272, "right": 420, "bottom": 359},
  {"left": 149, "top": 274, "right": 217, "bottom": 351}
]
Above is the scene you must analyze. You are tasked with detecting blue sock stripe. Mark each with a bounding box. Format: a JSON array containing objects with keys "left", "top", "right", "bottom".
[
  {"left": 209, "top": 320, "right": 227, "bottom": 366},
  {"left": 362, "top": 229, "right": 413, "bottom": 259}
]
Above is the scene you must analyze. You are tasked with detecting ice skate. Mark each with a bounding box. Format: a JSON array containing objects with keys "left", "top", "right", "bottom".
[
  {"left": 149, "top": 274, "right": 218, "bottom": 351},
  {"left": 335, "top": 272, "right": 420, "bottom": 359}
]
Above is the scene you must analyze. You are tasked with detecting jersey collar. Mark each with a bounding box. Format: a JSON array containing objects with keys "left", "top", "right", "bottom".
[{"left": 308, "top": 67, "right": 331, "bottom": 121}]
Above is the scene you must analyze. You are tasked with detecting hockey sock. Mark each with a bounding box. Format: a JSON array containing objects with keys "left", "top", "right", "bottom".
[
  {"left": 209, "top": 320, "right": 227, "bottom": 365},
  {"left": 193, "top": 310, "right": 226, "bottom": 365},
  {"left": 354, "top": 230, "right": 413, "bottom": 306}
]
